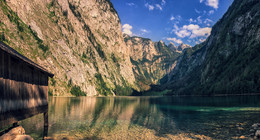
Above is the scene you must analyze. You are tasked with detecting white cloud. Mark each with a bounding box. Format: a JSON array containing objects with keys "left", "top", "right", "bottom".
[
  {"left": 197, "top": 16, "right": 202, "bottom": 24},
  {"left": 195, "top": 9, "right": 201, "bottom": 14},
  {"left": 204, "top": 18, "right": 213, "bottom": 24},
  {"left": 189, "top": 18, "right": 197, "bottom": 23},
  {"left": 145, "top": 1, "right": 166, "bottom": 11},
  {"left": 155, "top": 4, "right": 163, "bottom": 11},
  {"left": 161, "top": 0, "right": 166, "bottom": 5},
  {"left": 171, "top": 15, "right": 182, "bottom": 21},
  {"left": 190, "top": 27, "right": 212, "bottom": 38},
  {"left": 200, "top": 0, "right": 219, "bottom": 9},
  {"left": 173, "top": 24, "right": 179, "bottom": 30},
  {"left": 141, "top": 29, "right": 148, "bottom": 33},
  {"left": 176, "top": 15, "right": 182, "bottom": 21},
  {"left": 145, "top": 3, "right": 155, "bottom": 11},
  {"left": 173, "top": 24, "right": 212, "bottom": 39},
  {"left": 167, "top": 38, "right": 183, "bottom": 44},
  {"left": 171, "top": 24, "right": 179, "bottom": 34},
  {"left": 175, "top": 30, "right": 191, "bottom": 38},
  {"left": 122, "top": 24, "right": 133, "bottom": 36},
  {"left": 183, "top": 24, "right": 200, "bottom": 30},
  {"left": 206, "top": 0, "right": 219, "bottom": 9},
  {"left": 170, "top": 15, "right": 182, "bottom": 25},
  {"left": 170, "top": 16, "right": 175, "bottom": 21},
  {"left": 209, "top": 10, "right": 214, "bottom": 15},
  {"left": 126, "top": 3, "right": 135, "bottom": 6}
]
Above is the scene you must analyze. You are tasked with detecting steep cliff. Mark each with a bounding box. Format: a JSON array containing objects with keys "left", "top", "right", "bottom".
[
  {"left": 161, "top": 0, "right": 260, "bottom": 95},
  {"left": 124, "top": 35, "right": 180, "bottom": 91},
  {"left": 0, "top": 0, "right": 137, "bottom": 96}
]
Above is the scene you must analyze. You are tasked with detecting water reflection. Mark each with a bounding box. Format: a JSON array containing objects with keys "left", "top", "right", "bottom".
[{"left": 19, "top": 96, "right": 260, "bottom": 139}]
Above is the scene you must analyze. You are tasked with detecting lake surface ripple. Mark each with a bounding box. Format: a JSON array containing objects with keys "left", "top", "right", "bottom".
[{"left": 20, "top": 96, "right": 260, "bottom": 139}]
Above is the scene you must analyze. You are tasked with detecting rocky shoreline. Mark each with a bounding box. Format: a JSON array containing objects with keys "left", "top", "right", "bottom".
[{"left": 252, "top": 123, "right": 260, "bottom": 139}]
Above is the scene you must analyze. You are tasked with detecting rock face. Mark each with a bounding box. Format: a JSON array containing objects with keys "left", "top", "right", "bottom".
[
  {"left": 124, "top": 35, "right": 180, "bottom": 91},
  {"left": 160, "top": 0, "right": 260, "bottom": 95},
  {"left": 0, "top": 0, "right": 137, "bottom": 96}
]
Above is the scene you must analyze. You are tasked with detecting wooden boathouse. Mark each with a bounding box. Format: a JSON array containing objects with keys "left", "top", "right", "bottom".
[{"left": 0, "top": 41, "right": 53, "bottom": 127}]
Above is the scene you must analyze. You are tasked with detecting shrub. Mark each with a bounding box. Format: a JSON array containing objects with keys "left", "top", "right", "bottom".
[
  {"left": 39, "top": 44, "right": 49, "bottom": 52},
  {"left": 0, "top": 32, "right": 5, "bottom": 42},
  {"left": 50, "top": 78, "right": 56, "bottom": 86},
  {"left": 96, "top": 43, "right": 106, "bottom": 60},
  {"left": 70, "top": 85, "right": 86, "bottom": 96},
  {"left": 114, "top": 85, "right": 133, "bottom": 96},
  {"left": 48, "top": 90, "right": 53, "bottom": 96},
  {"left": 95, "top": 73, "right": 111, "bottom": 96},
  {"left": 63, "top": 10, "right": 68, "bottom": 17},
  {"left": 67, "top": 79, "right": 72, "bottom": 87}
]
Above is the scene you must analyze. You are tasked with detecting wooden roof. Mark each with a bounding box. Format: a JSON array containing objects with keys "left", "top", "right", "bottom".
[{"left": 0, "top": 41, "right": 54, "bottom": 77}]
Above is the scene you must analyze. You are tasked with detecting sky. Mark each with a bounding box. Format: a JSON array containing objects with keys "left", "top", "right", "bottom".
[{"left": 110, "top": 0, "right": 234, "bottom": 46}]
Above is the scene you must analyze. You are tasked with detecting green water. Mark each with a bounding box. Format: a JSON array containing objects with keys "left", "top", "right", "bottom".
[{"left": 20, "top": 96, "right": 260, "bottom": 139}]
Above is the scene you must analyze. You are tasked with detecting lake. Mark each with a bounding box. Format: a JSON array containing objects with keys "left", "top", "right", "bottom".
[{"left": 19, "top": 96, "right": 260, "bottom": 139}]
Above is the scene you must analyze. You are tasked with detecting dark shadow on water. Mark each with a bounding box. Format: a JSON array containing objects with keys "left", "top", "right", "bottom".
[{"left": 0, "top": 107, "right": 49, "bottom": 140}]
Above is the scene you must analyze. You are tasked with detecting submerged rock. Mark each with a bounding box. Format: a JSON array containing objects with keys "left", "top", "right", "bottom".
[
  {"left": 252, "top": 123, "right": 260, "bottom": 130},
  {"left": 0, "top": 126, "right": 33, "bottom": 140},
  {"left": 251, "top": 123, "right": 260, "bottom": 139},
  {"left": 255, "top": 130, "right": 260, "bottom": 139}
]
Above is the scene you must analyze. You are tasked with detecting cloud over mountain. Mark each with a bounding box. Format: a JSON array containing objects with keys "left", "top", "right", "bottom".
[{"left": 122, "top": 24, "right": 133, "bottom": 36}]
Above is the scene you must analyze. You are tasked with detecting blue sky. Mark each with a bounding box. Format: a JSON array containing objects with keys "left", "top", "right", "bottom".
[{"left": 110, "top": 0, "right": 234, "bottom": 46}]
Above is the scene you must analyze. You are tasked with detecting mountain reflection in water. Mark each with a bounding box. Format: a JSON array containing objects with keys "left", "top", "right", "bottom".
[{"left": 20, "top": 96, "right": 260, "bottom": 139}]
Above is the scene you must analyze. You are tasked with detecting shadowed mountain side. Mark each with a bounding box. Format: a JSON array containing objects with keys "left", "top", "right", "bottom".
[{"left": 155, "top": 0, "right": 260, "bottom": 95}]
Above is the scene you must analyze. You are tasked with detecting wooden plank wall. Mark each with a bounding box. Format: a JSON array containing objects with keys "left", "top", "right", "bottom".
[{"left": 0, "top": 50, "right": 49, "bottom": 113}]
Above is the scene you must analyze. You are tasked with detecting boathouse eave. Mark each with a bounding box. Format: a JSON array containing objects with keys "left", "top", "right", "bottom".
[{"left": 0, "top": 41, "right": 54, "bottom": 78}]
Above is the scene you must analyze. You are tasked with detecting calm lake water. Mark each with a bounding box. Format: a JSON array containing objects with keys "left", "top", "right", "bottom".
[{"left": 20, "top": 96, "right": 260, "bottom": 140}]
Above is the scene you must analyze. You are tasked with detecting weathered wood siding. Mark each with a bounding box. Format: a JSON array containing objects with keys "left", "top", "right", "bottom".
[{"left": 0, "top": 50, "right": 49, "bottom": 113}]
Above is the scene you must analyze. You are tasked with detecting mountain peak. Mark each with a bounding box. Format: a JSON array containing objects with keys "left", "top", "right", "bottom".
[
  {"left": 167, "top": 42, "right": 191, "bottom": 53},
  {"left": 168, "top": 42, "right": 176, "bottom": 47},
  {"left": 177, "top": 43, "right": 191, "bottom": 51},
  {"left": 168, "top": 42, "right": 177, "bottom": 52}
]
